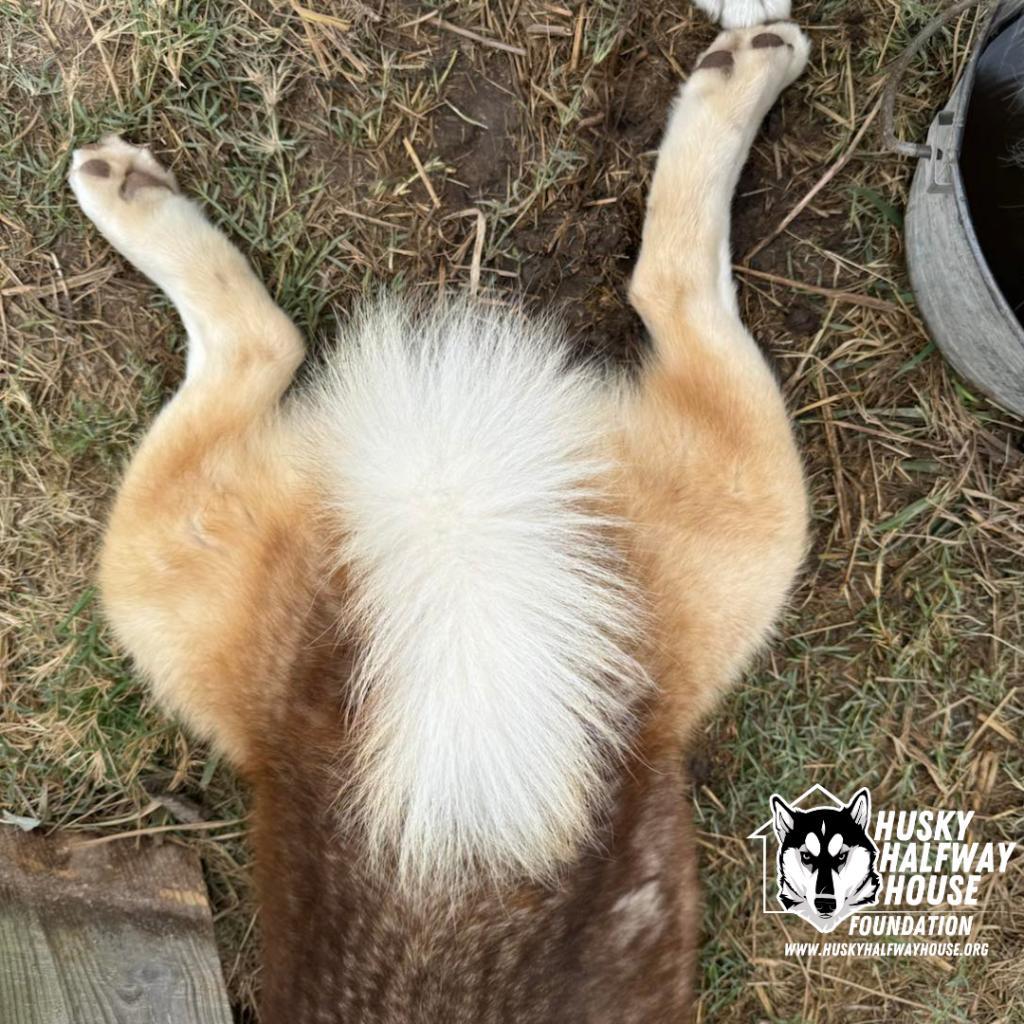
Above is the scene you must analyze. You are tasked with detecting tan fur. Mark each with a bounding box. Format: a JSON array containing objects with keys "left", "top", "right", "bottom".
[{"left": 72, "top": 23, "right": 809, "bottom": 1022}]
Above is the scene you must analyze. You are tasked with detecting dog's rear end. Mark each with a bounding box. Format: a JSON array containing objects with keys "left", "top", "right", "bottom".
[
  {"left": 253, "top": 646, "right": 700, "bottom": 1021},
  {"left": 70, "top": 21, "right": 809, "bottom": 1023}
]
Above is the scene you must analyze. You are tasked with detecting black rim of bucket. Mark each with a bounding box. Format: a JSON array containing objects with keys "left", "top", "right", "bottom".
[
  {"left": 950, "top": 4, "right": 1024, "bottom": 345},
  {"left": 891, "top": 0, "right": 1024, "bottom": 361}
]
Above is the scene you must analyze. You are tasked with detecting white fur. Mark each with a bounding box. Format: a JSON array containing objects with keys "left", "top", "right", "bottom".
[
  {"left": 304, "top": 302, "right": 647, "bottom": 893},
  {"left": 691, "top": 0, "right": 791, "bottom": 28}
]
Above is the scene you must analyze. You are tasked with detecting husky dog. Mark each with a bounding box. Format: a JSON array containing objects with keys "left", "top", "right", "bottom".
[
  {"left": 771, "top": 790, "right": 881, "bottom": 933},
  {"left": 68, "top": 4, "right": 809, "bottom": 1020}
]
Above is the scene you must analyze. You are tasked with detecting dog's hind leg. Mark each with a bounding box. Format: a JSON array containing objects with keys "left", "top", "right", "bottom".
[
  {"left": 618, "top": 26, "right": 811, "bottom": 737},
  {"left": 69, "top": 137, "right": 310, "bottom": 768}
]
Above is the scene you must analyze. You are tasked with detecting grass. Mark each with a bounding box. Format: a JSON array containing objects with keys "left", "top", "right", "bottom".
[{"left": 2, "top": 0, "right": 1022, "bottom": 1020}]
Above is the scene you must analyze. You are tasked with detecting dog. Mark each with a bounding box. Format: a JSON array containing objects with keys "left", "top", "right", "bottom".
[
  {"left": 68, "top": 6, "right": 810, "bottom": 1021},
  {"left": 771, "top": 790, "right": 881, "bottom": 933}
]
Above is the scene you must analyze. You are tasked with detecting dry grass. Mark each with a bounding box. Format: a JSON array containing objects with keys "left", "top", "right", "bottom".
[{"left": 2, "top": 0, "right": 1022, "bottom": 1020}]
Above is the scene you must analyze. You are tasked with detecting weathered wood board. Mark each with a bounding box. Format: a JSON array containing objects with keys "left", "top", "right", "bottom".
[{"left": 0, "top": 829, "right": 233, "bottom": 1024}]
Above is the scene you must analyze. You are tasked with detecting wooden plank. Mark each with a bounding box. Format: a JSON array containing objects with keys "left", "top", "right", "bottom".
[{"left": 0, "top": 830, "right": 233, "bottom": 1024}]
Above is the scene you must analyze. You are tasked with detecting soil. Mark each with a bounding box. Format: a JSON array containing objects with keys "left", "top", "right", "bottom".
[{"left": 416, "top": 19, "right": 835, "bottom": 368}]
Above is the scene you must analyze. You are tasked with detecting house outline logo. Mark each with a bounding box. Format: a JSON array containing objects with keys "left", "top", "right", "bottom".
[
  {"left": 747, "top": 784, "right": 881, "bottom": 930},
  {"left": 748, "top": 784, "right": 840, "bottom": 915}
]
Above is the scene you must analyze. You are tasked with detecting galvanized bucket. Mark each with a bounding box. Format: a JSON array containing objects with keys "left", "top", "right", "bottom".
[{"left": 899, "top": 0, "right": 1024, "bottom": 416}]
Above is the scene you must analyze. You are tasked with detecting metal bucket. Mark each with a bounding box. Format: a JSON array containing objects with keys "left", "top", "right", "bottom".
[{"left": 902, "top": 1, "right": 1024, "bottom": 416}]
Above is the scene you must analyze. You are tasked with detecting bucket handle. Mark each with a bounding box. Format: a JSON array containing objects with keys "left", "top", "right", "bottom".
[{"left": 882, "top": 0, "right": 989, "bottom": 159}]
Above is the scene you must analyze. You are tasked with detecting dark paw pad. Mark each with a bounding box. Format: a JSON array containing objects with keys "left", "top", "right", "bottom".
[
  {"left": 696, "top": 50, "right": 734, "bottom": 72},
  {"left": 80, "top": 159, "right": 111, "bottom": 178},
  {"left": 752, "top": 32, "right": 787, "bottom": 48},
  {"left": 121, "top": 169, "right": 172, "bottom": 200}
]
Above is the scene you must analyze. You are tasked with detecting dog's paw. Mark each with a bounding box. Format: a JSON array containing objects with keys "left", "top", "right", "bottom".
[
  {"left": 691, "top": 0, "right": 791, "bottom": 29},
  {"left": 69, "top": 135, "right": 182, "bottom": 257},
  {"left": 691, "top": 22, "right": 809, "bottom": 107}
]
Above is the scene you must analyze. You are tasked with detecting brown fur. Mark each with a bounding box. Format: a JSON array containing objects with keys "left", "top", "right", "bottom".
[
  {"left": 70, "top": 23, "right": 811, "bottom": 1022},
  {"left": 251, "top": 605, "right": 699, "bottom": 1022}
]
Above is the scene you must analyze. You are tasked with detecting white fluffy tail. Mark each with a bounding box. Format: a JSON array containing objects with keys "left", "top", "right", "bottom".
[{"left": 306, "top": 302, "right": 646, "bottom": 894}]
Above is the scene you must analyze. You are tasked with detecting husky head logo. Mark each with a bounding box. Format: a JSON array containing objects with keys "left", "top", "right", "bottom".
[{"left": 770, "top": 788, "right": 880, "bottom": 933}]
